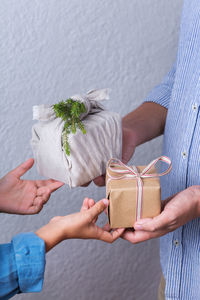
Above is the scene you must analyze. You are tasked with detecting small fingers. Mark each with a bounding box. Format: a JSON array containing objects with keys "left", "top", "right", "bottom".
[
  {"left": 102, "top": 222, "right": 111, "bottom": 232},
  {"left": 88, "top": 198, "right": 95, "bottom": 208},
  {"left": 88, "top": 199, "right": 97, "bottom": 223},
  {"left": 81, "top": 198, "right": 95, "bottom": 212},
  {"left": 110, "top": 228, "right": 125, "bottom": 241},
  {"left": 81, "top": 198, "right": 89, "bottom": 211},
  {"left": 98, "top": 227, "right": 125, "bottom": 243},
  {"left": 88, "top": 199, "right": 109, "bottom": 220}
]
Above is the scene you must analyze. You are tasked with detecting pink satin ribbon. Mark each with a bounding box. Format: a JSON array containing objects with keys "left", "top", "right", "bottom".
[{"left": 107, "top": 156, "right": 172, "bottom": 221}]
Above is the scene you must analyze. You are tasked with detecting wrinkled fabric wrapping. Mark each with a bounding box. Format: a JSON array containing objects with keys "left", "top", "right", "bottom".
[{"left": 31, "top": 90, "right": 122, "bottom": 187}]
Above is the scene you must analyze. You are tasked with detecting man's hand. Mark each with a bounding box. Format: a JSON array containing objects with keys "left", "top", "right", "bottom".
[
  {"left": 0, "top": 158, "right": 64, "bottom": 215},
  {"left": 36, "top": 198, "right": 124, "bottom": 252},
  {"left": 122, "top": 186, "right": 200, "bottom": 244}
]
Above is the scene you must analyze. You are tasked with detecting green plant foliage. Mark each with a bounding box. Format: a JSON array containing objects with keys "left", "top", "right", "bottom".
[{"left": 53, "top": 98, "right": 87, "bottom": 155}]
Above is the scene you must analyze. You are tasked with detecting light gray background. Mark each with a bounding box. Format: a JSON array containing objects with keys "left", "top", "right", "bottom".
[{"left": 0, "top": 1, "right": 182, "bottom": 299}]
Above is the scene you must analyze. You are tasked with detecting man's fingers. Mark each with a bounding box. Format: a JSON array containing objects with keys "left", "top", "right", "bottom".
[
  {"left": 122, "top": 229, "right": 165, "bottom": 244},
  {"left": 88, "top": 199, "right": 109, "bottom": 220},
  {"left": 93, "top": 175, "right": 105, "bottom": 187},
  {"left": 11, "top": 158, "right": 34, "bottom": 178},
  {"left": 134, "top": 218, "right": 152, "bottom": 230},
  {"left": 121, "top": 127, "right": 136, "bottom": 164},
  {"left": 81, "top": 181, "right": 91, "bottom": 187},
  {"left": 121, "top": 228, "right": 135, "bottom": 242},
  {"left": 134, "top": 211, "right": 174, "bottom": 232}
]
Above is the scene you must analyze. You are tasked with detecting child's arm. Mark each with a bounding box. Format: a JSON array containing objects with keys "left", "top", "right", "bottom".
[
  {"left": 0, "top": 198, "right": 123, "bottom": 299},
  {"left": 36, "top": 198, "right": 124, "bottom": 252},
  {"left": 0, "top": 158, "right": 64, "bottom": 214}
]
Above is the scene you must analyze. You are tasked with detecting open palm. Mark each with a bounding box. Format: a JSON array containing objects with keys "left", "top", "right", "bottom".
[{"left": 0, "top": 158, "right": 64, "bottom": 214}]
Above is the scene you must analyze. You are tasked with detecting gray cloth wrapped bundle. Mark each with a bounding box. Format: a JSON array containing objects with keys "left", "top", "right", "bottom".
[{"left": 31, "top": 89, "right": 122, "bottom": 187}]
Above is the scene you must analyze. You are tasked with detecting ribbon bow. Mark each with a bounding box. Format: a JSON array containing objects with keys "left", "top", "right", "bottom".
[
  {"left": 107, "top": 156, "right": 172, "bottom": 221},
  {"left": 33, "top": 88, "right": 110, "bottom": 121}
]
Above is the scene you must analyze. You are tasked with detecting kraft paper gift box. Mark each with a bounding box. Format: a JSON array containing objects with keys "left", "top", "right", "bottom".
[
  {"left": 106, "top": 157, "right": 171, "bottom": 228},
  {"left": 31, "top": 89, "right": 121, "bottom": 187}
]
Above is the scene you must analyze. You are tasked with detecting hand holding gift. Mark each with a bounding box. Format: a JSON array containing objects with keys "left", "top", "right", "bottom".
[{"left": 122, "top": 186, "right": 200, "bottom": 244}]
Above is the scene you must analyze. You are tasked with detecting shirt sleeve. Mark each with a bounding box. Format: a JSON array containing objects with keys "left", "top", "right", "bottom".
[
  {"left": 0, "top": 232, "right": 46, "bottom": 300},
  {"left": 143, "top": 62, "right": 176, "bottom": 109}
]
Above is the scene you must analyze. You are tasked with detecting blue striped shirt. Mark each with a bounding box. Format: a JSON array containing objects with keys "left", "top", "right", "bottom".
[{"left": 145, "top": 1, "right": 200, "bottom": 299}]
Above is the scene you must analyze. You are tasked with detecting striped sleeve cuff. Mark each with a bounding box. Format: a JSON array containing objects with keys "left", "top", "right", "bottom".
[
  {"left": 143, "top": 84, "right": 172, "bottom": 109},
  {"left": 12, "top": 232, "right": 46, "bottom": 293},
  {"left": 143, "top": 63, "right": 176, "bottom": 109}
]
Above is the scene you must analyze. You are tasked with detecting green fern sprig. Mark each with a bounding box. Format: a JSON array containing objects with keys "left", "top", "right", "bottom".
[{"left": 53, "top": 98, "right": 87, "bottom": 156}]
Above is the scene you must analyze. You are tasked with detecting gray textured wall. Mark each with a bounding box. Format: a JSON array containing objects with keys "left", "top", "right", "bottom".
[{"left": 0, "top": 1, "right": 182, "bottom": 299}]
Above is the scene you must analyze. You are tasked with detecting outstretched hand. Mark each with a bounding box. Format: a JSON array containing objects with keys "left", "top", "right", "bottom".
[
  {"left": 77, "top": 197, "right": 124, "bottom": 242},
  {"left": 36, "top": 198, "right": 125, "bottom": 252},
  {"left": 0, "top": 158, "right": 64, "bottom": 215}
]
